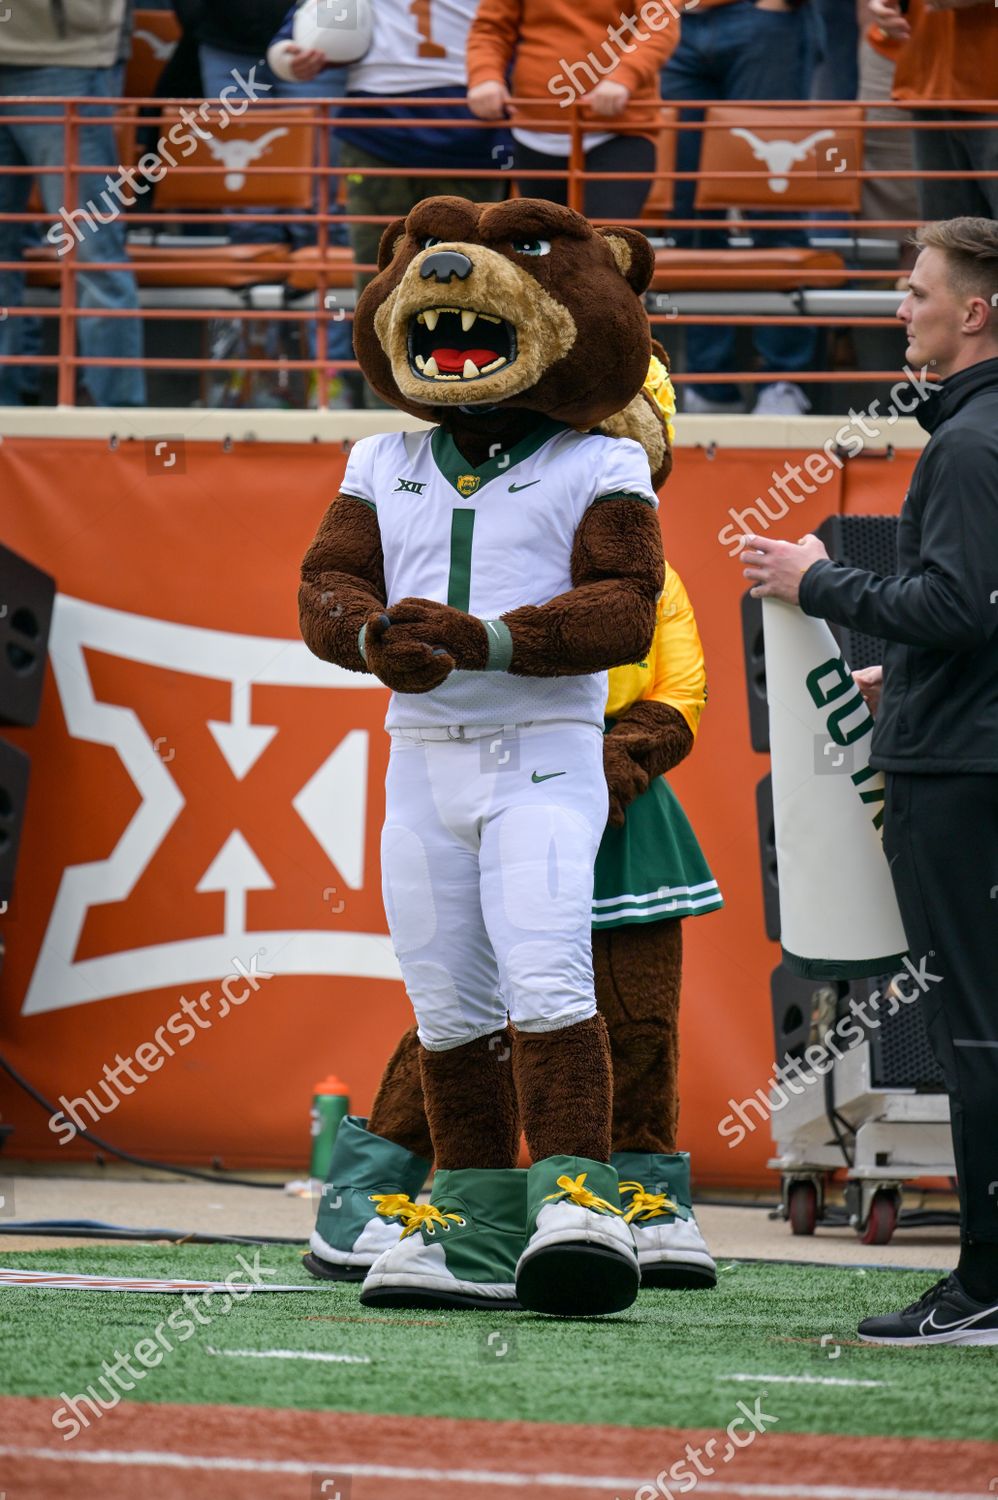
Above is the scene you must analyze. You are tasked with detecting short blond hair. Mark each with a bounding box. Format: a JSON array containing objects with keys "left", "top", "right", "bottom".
[{"left": 914, "top": 217, "right": 998, "bottom": 310}]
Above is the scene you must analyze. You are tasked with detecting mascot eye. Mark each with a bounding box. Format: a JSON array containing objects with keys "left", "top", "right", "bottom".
[
  {"left": 511, "top": 238, "right": 551, "bottom": 256},
  {"left": 420, "top": 236, "right": 443, "bottom": 249}
]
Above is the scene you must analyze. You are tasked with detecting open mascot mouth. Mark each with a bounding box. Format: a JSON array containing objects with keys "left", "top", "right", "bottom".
[{"left": 407, "top": 307, "right": 518, "bottom": 383}]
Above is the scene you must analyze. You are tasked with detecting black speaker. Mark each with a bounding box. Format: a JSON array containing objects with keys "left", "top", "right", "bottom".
[
  {"left": 755, "top": 773, "right": 780, "bottom": 942},
  {"left": 771, "top": 963, "right": 844, "bottom": 1065},
  {"left": 741, "top": 589, "right": 769, "bottom": 752},
  {"left": 815, "top": 514, "right": 899, "bottom": 671},
  {"left": 0, "top": 542, "right": 55, "bottom": 727},
  {"left": 842, "top": 973, "right": 946, "bottom": 1091},
  {"left": 0, "top": 737, "right": 30, "bottom": 904}
]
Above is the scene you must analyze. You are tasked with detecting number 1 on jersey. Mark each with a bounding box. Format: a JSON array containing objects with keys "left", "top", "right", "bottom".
[
  {"left": 409, "top": 0, "right": 447, "bottom": 57},
  {"left": 447, "top": 509, "right": 476, "bottom": 613}
]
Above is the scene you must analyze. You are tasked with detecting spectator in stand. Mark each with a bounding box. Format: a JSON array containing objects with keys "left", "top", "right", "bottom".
[
  {"left": 197, "top": 0, "right": 348, "bottom": 249},
  {"left": 269, "top": 0, "right": 504, "bottom": 408},
  {"left": 858, "top": 10, "right": 918, "bottom": 268},
  {"left": 869, "top": 0, "right": 998, "bottom": 220},
  {"left": 659, "top": 0, "right": 818, "bottom": 417},
  {"left": 809, "top": 0, "right": 859, "bottom": 100},
  {"left": 0, "top": 0, "right": 146, "bottom": 407},
  {"left": 466, "top": 0, "right": 679, "bottom": 221}
]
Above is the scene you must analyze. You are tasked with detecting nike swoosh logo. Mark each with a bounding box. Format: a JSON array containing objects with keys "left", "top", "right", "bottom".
[
  {"left": 920, "top": 1306, "right": 998, "bottom": 1335},
  {"left": 531, "top": 771, "right": 566, "bottom": 783},
  {"left": 509, "top": 480, "right": 540, "bottom": 492}
]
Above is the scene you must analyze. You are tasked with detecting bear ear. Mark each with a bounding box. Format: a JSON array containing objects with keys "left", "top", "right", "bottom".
[
  {"left": 598, "top": 226, "right": 655, "bottom": 296},
  {"left": 376, "top": 216, "right": 410, "bottom": 271}
]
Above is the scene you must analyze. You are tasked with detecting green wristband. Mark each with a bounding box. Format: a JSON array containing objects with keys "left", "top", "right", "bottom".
[
  {"left": 483, "top": 618, "right": 513, "bottom": 672},
  {"left": 358, "top": 623, "right": 368, "bottom": 664}
]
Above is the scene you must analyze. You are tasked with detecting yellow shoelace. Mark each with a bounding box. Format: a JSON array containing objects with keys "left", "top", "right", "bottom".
[
  {"left": 398, "top": 1203, "right": 465, "bottom": 1238},
  {"left": 368, "top": 1193, "right": 417, "bottom": 1221},
  {"left": 618, "top": 1181, "right": 680, "bottom": 1224},
  {"left": 543, "top": 1172, "right": 623, "bottom": 1216}
]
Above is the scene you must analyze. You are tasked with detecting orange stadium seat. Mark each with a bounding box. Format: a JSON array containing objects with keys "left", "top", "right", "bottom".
[
  {"left": 126, "top": 10, "right": 182, "bottom": 99},
  {"left": 694, "top": 104, "right": 864, "bottom": 214}
]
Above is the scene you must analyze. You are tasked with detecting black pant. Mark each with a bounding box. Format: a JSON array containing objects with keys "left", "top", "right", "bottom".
[
  {"left": 512, "top": 134, "right": 656, "bottom": 221},
  {"left": 883, "top": 772, "right": 998, "bottom": 1243}
]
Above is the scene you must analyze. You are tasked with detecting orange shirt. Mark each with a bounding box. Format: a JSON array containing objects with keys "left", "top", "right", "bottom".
[
  {"left": 467, "top": 0, "right": 681, "bottom": 131},
  {"left": 893, "top": 0, "right": 998, "bottom": 103}
]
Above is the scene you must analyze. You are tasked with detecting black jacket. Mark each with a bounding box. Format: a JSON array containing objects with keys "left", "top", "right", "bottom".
[
  {"left": 197, "top": 0, "right": 289, "bottom": 57},
  {"left": 799, "top": 355, "right": 998, "bottom": 773}
]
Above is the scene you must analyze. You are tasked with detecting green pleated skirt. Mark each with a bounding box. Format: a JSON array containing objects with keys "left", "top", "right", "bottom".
[{"left": 593, "top": 774, "right": 724, "bottom": 929}]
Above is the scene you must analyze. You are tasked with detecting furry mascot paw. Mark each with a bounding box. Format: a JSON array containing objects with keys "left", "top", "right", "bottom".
[
  {"left": 603, "top": 736, "right": 650, "bottom": 827},
  {"left": 363, "top": 600, "right": 489, "bottom": 693}
]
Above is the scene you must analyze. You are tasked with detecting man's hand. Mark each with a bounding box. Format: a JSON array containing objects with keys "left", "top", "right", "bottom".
[
  {"left": 467, "top": 80, "right": 511, "bottom": 120},
  {"left": 867, "top": 0, "right": 911, "bottom": 38},
  {"left": 580, "top": 80, "right": 631, "bottom": 118},
  {"left": 284, "top": 44, "right": 328, "bottom": 80},
  {"left": 853, "top": 665, "right": 884, "bottom": 717},
  {"left": 740, "top": 532, "right": 830, "bottom": 605}
]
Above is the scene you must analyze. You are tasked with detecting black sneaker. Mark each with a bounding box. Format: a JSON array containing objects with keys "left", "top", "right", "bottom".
[{"left": 858, "top": 1273, "right": 998, "bottom": 1346}]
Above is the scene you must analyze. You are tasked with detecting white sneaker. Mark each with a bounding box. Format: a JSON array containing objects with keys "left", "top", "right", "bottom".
[
  {"left": 752, "top": 380, "right": 811, "bottom": 416},
  {"left": 682, "top": 387, "right": 748, "bottom": 415}
]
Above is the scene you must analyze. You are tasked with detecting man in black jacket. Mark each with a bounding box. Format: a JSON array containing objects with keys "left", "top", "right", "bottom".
[{"left": 742, "top": 215, "right": 998, "bottom": 1347}]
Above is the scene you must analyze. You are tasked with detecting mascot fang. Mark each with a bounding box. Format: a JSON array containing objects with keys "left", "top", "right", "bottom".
[{"left": 299, "top": 195, "right": 665, "bottom": 1318}]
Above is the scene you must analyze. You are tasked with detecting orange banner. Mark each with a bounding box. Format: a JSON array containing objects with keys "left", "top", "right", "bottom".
[{"left": 0, "top": 437, "right": 917, "bottom": 1186}]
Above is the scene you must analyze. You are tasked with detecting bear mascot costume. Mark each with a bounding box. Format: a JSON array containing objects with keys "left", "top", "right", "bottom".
[
  {"left": 301, "top": 344, "right": 724, "bottom": 1297},
  {"left": 300, "top": 195, "right": 674, "bottom": 1318}
]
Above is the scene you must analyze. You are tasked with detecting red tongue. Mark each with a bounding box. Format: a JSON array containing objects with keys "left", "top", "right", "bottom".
[{"left": 432, "top": 347, "right": 498, "bottom": 374}]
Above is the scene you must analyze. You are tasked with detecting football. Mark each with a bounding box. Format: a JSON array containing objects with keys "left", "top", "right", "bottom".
[{"left": 292, "top": 0, "right": 373, "bottom": 63}]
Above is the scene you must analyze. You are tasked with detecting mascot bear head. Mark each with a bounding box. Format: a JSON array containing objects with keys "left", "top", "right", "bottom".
[{"left": 353, "top": 196, "right": 668, "bottom": 472}]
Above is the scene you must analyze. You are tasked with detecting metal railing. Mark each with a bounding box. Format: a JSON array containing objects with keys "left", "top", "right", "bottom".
[{"left": 0, "top": 95, "right": 993, "bottom": 406}]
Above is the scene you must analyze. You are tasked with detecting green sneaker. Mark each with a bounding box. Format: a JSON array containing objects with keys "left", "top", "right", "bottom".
[
  {"left": 613, "top": 1150, "right": 717, "bottom": 1289},
  {"left": 516, "top": 1156, "right": 639, "bottom": 1317},
  {"left": 303, "top": 1116, "right": 430, "bottom": 1283},
  {"left": 359, "top": 1167, "right": 527, "bottom": 1310}
]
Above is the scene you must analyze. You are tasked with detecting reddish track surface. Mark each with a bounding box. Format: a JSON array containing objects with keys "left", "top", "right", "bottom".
[{"left": 1, "top": 1396, "right": 997, "bottom": 1500}]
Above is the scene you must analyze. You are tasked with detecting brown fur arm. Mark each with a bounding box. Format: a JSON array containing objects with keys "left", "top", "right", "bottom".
[
  {"left": 603, "top": 699, "right": 694, "bottom": 826},
  {"left": 299, "top": 496, "right": 386, "bottom": 672},
  {"left": 502, "top": 499, "right": 664, "bottom": 677}
]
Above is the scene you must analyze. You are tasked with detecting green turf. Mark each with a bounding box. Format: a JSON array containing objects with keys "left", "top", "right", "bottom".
[{"left": 0, "top": 1247, "right": 995, "bottom": 1441}]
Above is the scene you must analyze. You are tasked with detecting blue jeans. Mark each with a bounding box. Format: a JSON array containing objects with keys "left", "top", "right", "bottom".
[
  {"left": 199, "top": 46, "right": 352, "bottom": 366},
  {"left": 0, "top": 63, "right": 146, "bottom": 406},
  {"left": 660, "top": 0, "right": 817, "bottom": 403}
]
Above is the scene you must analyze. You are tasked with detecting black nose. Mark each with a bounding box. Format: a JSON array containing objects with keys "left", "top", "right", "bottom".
[{"left": 420, "top": 250, "right": 473, "bottom": 283}]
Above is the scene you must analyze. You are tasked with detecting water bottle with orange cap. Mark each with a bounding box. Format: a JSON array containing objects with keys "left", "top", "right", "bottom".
[{"left": 309, "top": 1074, "right": 350, "bottom": 1182}]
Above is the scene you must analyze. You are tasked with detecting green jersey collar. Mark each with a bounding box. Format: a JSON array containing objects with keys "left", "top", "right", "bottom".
[{"left": 430, "top": 417, "right": 569, "bottom": 497}]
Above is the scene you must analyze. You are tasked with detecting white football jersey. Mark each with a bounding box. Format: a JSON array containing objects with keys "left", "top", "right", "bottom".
[
  {"left": 341, "top": 420, "right": 658, "bottom": 730},
  {"left": 348, "top": 0, "right": 474, "bottom": 92}
]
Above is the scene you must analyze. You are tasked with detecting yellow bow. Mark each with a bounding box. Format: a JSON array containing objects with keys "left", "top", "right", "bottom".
[
  {"left": 398, "top": 1203, "right": 465, "bottom": 1238},
  {"left": 618, "top": 1181, "right": 680, "bottom": 1224},
  {"left": 543, "top": 1172, "right": 623, "bottom": 1216},
  {"left": 643, "top": 353, "right": 677, "bottom": 447},
  {"left": 369, "top": 1193, "right": 417, "bottom": 1221}
]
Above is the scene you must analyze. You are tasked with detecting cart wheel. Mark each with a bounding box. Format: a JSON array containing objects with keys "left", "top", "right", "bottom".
[
  {"left": 788, "top": 1180, "right": 818, "bottom": 1236},
  {"left": 860, "top": 1189, "right": 899, "bottom": 1246}
]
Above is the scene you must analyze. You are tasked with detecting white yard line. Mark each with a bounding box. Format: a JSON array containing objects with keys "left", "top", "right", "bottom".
[
  {"left": 206, "top": 1346, "right": 371, "bottom": 1365},
  {"left": 0, "top": 1446, "right": 983, "bottom": 1499},
  {"left": 720, "top": 1373, "right": 887, "bottom": 1389}
]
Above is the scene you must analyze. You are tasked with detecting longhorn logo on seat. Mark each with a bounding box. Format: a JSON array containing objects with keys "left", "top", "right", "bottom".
[
  {"left": 202, "top": 128, "right": 290, "bottom": 191},
  {"left": 729, "top": 127, "right": 836, "bottom": 193}
]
